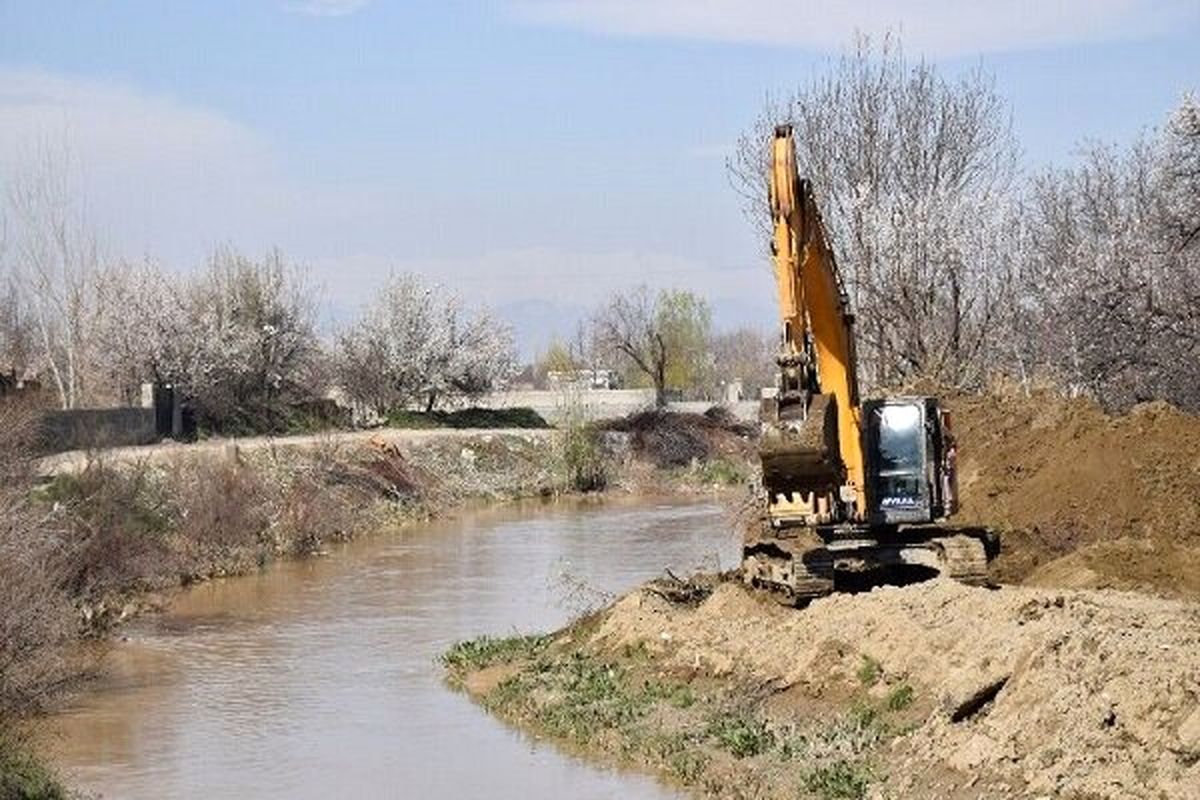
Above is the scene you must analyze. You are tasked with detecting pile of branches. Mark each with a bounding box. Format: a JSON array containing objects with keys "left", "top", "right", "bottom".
[{"left": 601, "top": 407, "right": 755, "bottom": 468}]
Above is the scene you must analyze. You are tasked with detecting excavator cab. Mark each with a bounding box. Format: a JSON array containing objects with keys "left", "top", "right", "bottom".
[{"left": 862, "top": 398, "right": 958, "bottom": 526}]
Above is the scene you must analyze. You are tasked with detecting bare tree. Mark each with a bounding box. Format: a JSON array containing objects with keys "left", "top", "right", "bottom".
[
  {"left": 0, "top": 277, "right": 37, "bottom": 381},
  {"left": 0, "top": 401, "right": 76, "bottom": 717},
  {"left": 710, "top": 327, "right": 776, "bottom": 399},
  {"left": 728, "top": 34, "right": 1018, "bottom": 389},
  {"left": 3, "top": 136, "right": 100, "bottom": 408},
  {"left": 591, "top": 286, "right": 712, "bottom": 406}
]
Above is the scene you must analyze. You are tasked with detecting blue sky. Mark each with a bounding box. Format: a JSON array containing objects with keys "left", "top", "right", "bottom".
[{"left": 1, "top": 1, "right": 1197, "bottom": 354}]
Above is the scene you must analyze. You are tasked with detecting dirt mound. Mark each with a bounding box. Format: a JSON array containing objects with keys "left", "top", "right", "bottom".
[
  {"left": 595, "top": 579, "right": 1200, "bottom": 798},
  {"left": 600, "top": 408, "right": 755, "bottom": 468},
  {"left": 946, "top": 389, "right": 1200, "bottom": 596}
]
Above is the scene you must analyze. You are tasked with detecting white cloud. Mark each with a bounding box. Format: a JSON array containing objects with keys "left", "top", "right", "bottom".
[
  {"left": 0, "top": 68, "right": 278, "bottom": 262},
  {"left": 284, "top": 0, "right": 370, "bottom": 17},
  {"left": 0, "top": 70, "right": 776, "bottom": 341},
  {"left": 509, "top": 0, "right": 1199, "bottom": 57}
]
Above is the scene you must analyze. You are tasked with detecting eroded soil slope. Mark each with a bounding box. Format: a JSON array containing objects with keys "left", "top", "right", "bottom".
[
  {"left": 589, "top": 579, "right": 1200, "bottom": 798},
  {"left": 947, "top": 390, "right": 1200, "bottom": 596}
]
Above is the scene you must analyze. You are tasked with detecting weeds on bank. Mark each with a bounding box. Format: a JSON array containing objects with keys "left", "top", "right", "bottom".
[
  {"left": 856, "top": 655, "right": 882, "bottom": 687},
  {"left": 706, "top": 712, "right": 776, "bottom": 758},
  {"left": 444, "top": 637, "right": 915, "bottom": 799},
  {"left": 556, "top": 394, "right": 607, "bottom": 492},
  {"left": 885, "top": 683, "right": 914, "bottom": 711},
  {"left": 0, "top": 730, "right": 67, "bottom": 800},
  {"left": 800, "top": 759, "right": 874, "bottom": 800},
  {"left": 441, "top": 634, "right": 551, "bottom": 673},
  {"left": 693, "top": 457, "right": 750, "bottom": 486}
]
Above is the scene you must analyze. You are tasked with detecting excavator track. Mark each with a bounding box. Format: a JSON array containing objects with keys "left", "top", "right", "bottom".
[
  {"left": 742, "top": 527, "right": 995, "bottom": 606},
  {"left": 930, "top": 533, "right": 992, "bottom": 586}
]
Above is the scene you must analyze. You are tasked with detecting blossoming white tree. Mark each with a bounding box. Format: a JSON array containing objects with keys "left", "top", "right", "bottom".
[
  {"left": 334, "top": 273, "right": 516, "bottom": 416},
  {"left": 91, "top": 248, "right": 321, "bottom": 431},
  {"left": 728, "top": 35, "right": 1019, "bottom": 389}
]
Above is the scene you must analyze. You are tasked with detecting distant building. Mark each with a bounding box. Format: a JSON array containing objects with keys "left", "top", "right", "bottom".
[
  {"left": 546, "top": 368, "right": 622, "bottom": 390},
  {"left": 0, "top": 366, "right": 42, "bottom": 398}
]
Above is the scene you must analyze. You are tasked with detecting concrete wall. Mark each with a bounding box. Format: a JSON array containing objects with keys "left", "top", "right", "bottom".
[
  {"left": 38, "top": 407, "right": 158, "bottom": 454},
  {"left": 477, "top": 389, "right": 759, "bottom": 424}
]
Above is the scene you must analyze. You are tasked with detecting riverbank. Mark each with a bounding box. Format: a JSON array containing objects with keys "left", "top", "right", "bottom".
[
  {"left": 446, "top": 575, "right": 1200, "bottom": 799},
  {"left": 1, "top": 409, "right": 756, "bottom": 798}
]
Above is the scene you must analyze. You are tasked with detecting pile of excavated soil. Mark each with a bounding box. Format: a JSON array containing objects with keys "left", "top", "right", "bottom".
[
  {"left": 600, "top": 408, "right": 756, "bottom": 468},
  {"left": 595, "top": 579, "right": 1200, "bottom": 799},
  {"left": 945, "top": 390, "right": 1200, "bottom": 597}
]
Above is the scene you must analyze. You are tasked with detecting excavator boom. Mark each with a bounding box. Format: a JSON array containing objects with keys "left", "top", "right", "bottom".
[{"left": 762, "top": 125, "right": 865, "bottom": 523}]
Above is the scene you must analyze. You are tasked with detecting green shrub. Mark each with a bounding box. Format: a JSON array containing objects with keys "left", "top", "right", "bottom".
[
  {"left": 800, "top": 759, "right": 873, "bottom": 800},
  {"left": 885, "top": 684, "right": 914, "bottom": 711},
  {"left": 696, "top": 457, "right": 749, "bottom": 485},
  {"left": 0, "top": 732, "right": 67, "bottom": 800},
  {"left": 856, "top": 656, "right": 882, "bottom": 687},
  {"left": 706, "top": 713, "right": 775, "bottom": 758},
  {"left": 556, "top": 398, "right": 607, "bottom": 491}
]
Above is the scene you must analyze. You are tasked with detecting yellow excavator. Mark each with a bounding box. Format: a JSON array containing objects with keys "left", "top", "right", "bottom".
[{"left": 742, "top": 125, "right": 997, "bottom": 602}]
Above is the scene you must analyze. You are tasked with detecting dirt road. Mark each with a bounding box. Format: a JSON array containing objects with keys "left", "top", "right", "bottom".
[{"left": 36, "top": 427, "right": 557, "bottom": 477}]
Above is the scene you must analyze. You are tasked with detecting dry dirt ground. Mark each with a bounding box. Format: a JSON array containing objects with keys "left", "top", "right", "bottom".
[
  {"left": 949, "top": 389, "right": 1200, "bottom": 599},
  {"left": 453, "top": 577, "right": 1200, "bottom": 799},
  {"left": 599, "top": 579, "right": 1200, "bottom": 798}
]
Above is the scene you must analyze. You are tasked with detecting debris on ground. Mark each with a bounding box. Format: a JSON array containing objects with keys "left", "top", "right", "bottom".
[{"left": 599, "top": 408, "right": 756, "bottom": 468}]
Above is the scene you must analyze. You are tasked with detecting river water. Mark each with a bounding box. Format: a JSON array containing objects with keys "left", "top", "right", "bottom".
[{"left": 47, "top": 497, "right": 740, "bottom": 799}]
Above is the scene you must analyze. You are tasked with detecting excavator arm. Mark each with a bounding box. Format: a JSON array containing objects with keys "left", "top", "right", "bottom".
[{"left": 762, "top": 125, "right": 866, "bottom": 522}]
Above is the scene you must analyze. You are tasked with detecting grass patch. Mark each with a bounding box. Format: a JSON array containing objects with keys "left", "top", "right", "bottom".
[
  {"left": 667, "top": 749, "right": 709, "bottom": 784},
  {"left": 536, "top": 654, "right": 650, "bottom": 741},
  {"left": 694, "top": 457, "right": 749, "bottom": 486},
  {"left": 441, "top": 634, "right": 551, "bottom": 673},
  {"left": 856, "top": 655, "right": 882, "bottom": 687},
  {"left": 885, "top": 683, "right": 914, "bottom": 711},
  {"left": 445, "top": 639, "right": 911, "bottom": 799},
  {"left": 705, "top": 712, "right": 775, "bottom": 758},
  {"left": 0, "top": 732, "right": 67, "bottom": 800},
  {"left": 643, "top": 681, "right": 695, "bottom": 709},
  {"left": 800, "top": 759, "right": 874, "bottom": 800}
]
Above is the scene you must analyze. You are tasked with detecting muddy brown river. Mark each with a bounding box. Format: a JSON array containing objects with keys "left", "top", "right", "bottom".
[{"left": 46, "top": 497, "right": 739, "bottom": 799}]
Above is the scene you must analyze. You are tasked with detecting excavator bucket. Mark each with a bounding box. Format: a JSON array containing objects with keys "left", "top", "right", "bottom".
[{"left": 760, "top": 393, "right": 843, "bottom": 526}]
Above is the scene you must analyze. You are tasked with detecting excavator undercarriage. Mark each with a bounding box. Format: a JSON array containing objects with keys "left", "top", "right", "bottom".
[{"left": 743, "top": 526, "right": 996, "bottom": 604}]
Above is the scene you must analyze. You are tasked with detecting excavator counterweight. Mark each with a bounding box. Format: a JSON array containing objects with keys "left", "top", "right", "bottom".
[{"left": 743, "top": 126, "right": 997, "bottom": 603}]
